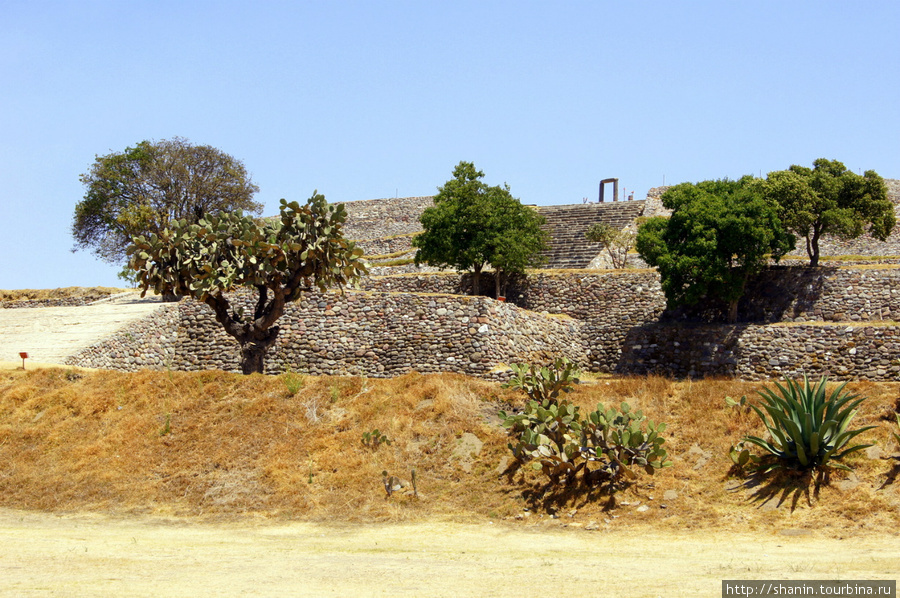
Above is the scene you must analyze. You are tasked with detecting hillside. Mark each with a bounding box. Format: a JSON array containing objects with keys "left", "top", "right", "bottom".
[{"left": 1, "top": 367, "right": 899, "bottom": 532}]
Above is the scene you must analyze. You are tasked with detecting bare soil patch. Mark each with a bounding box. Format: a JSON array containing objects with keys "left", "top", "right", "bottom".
[
  {"left": 1, "top": 509, "right": 897, "bottom": 597},
  {"left": 0, "top": 292, "right": 162, "bottom": 364}
]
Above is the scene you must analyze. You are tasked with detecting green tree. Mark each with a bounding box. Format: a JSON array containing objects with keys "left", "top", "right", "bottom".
[
  {"left": 486, "top": 186, "right": 548, "bottom": 297},
  {"left": 73, "top": 137, "right": 261, "bottom": 267},
  {"left": 636, "top": 177, "right": 795, "bottom": 323},
  {"left": 412, "top": 162, "right": 547, "bottom": 296},
  {"left": 127, "top": 194, "right": 367, "bottom": 374},
  {"left": 761, "top": 158, "right": 894, "bottom": 267}
]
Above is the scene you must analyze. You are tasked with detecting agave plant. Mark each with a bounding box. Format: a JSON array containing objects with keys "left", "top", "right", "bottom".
[{"left": 743, "top": 376, "right": 875, "bottom": 472}]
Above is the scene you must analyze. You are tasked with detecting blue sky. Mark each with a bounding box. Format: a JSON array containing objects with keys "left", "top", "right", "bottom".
[{"left": 2, "top": 1, "right": 898, "bottom": 289}]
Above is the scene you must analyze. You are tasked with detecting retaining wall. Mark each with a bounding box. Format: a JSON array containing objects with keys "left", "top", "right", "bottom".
[
  {"left": 618, "top": 322, "right": 900, "bottom": 381},
  {"left": 67, "top": 291, "right": 586, "bottom": 379},
  {"left": 66, "top": 265, "right": 900, "bottom": 381}
]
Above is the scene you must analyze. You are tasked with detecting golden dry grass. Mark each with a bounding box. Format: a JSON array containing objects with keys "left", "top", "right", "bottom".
[
  {"left": 0, "top": 367, "right": 898, "bottom": 533},
  {"left": 0, "top": 287, "right": 125, "bottom": 302}
]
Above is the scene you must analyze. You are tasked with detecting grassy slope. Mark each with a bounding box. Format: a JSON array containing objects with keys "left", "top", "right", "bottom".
[{"left": 0, "top": 368, "right": 898, "bottom": 533}]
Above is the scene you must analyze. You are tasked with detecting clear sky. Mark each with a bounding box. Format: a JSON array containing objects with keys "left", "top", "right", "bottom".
[{"left": 2, "top": 1, "right": 898, "bottom": 289}]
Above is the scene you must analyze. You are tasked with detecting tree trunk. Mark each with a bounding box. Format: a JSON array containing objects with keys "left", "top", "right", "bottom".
[
  {"left": 237, "top": 326, "right": 280, "bottom": 374},
  {"left": 808, "top": 227, "right": 821, "bottom": 268},
  {"left": 472, "top": 266, "right": 481, "bottom": 296},
  {"left": 204, "top": 288, "right": 286, "bottom": 375},
  {"left": 161, "top": 283, "right": 182, "bottom": 303},
  {"left": 727, "top": 299, "right": 739, "bottom": 324},
  {"left": 494, "top": 269, "right": 502, "bottom": 299}
]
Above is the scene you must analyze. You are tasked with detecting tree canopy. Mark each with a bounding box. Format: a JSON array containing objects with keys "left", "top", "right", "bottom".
[
  {"left": 636, "top": 177, "right": 795, "bottom": 323},
  {"left": 74, "top": 137, "right": 261, "bottom": 267},
  {"left": 412, "top": 162, "right": 547, "bottom": 296},
  {"left": 760, "top": 158, "right": 893, "bottom": 267},
  {"left": 128, "top": 194, "right": 367, "bottom": 374}
]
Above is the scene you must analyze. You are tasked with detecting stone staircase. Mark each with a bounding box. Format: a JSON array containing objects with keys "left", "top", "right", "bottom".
[{"left": 537, "top": 201, "right": 648, "bottom": 269}]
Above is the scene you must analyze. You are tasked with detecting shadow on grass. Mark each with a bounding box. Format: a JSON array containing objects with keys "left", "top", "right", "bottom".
[
  {"left": 726, "top": 466, "right": 828, "bottom": 511},
  {"left": 877, "top": 459, "right": 900, "bottom": 490},
  {"left": 499, "top": 460, "right": 636, "bottom": 514}
]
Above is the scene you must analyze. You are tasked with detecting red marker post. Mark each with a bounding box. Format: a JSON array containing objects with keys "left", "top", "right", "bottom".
[{"left": 19, "top": 352, "right": 28, "bottom": 369}]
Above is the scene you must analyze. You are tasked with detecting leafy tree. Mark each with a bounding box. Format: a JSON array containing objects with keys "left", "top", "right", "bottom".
[
  {"left": 585, "top": 222, "right": 638, "bottom": 269},
  {"left": 636, "top": 177, "right": 795, "bottom": 323},
  {"left": 760, "top": 158, "right": 893, "bottom": 267},
  {"left": 73, "top": 137, "right": 261, "bottom": 267},
  {"left": 486, "top": 187, "right": 548, "bottom": 297},
  {"left": 412, "top": 162, "right": 547, "bottom": 295},
  {"left": 127, "top": 194, "right": 367, "bottom": 374}
]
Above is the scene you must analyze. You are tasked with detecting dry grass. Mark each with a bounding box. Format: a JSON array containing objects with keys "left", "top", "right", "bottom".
[
  {"left": 0, "top": 368, "right": 898, "bottom": 533},
  {"left": 0, "top": 287, "right": 125, "bottom": 302}
]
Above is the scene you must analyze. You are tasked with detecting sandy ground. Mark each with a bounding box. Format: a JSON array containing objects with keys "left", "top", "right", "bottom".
[
  {"left": 0, "top": 509, "right": 897, "bottom": 598},
  {"left": 0, "top": 292, "right": 164, "bottom": 366}
]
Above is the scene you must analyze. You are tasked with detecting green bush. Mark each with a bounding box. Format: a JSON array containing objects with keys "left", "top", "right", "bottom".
[
  {"left": 503, "top": 357, "right": 580, "bottom": 403},
  {"left": 500, "top": 359, "right": 670, "bottom": 491},
  {"left": 281, "top": 371, "right": 305, "bottom": 396},
  {"left": 741, "top": 376, "right": 875, "bottom": 472},
  {"left": 581, "top": 401, "right": 671, "bottom": 487},
  {"left": 500, "top": 398, "right": 584, "bottom": 485}
]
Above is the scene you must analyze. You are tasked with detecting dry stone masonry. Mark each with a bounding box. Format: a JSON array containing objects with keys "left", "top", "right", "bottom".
[
  {"left": 65, "top": 180, "right": 900, "bottom": 381},
  {"left": 68, "top": 291, "right": 586, "bottom": 380}
]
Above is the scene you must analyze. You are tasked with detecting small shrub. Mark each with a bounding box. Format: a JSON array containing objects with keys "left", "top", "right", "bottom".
[
  {"left": 159, "top": 413, "right": 171, "bottom": 437},
  {"left": 500, "top": 398, "right": 584, "bottom": 485},
  {"left": 892, "top": 413, "right": 900, "bottom": 449},
  {"left": 362, "top": 429, "right": 391, "bottom": 448},
  {"left": 741, "top": 376, "right": 875, "bottom": 472},
  {"left": 281, "top": 371, "right": 305, "bottom": 396},
  {"left": 580, "top": 401, "right": 671, "bottom": 488},
  {"left": 503, "top": 357, "right": 580, "bottom": 403},
  {"left": 585, "top": 222, "right": 636, "bottom": 269},
  {"left": 727, "top": 440, "right": 760, "bottom": 473}
]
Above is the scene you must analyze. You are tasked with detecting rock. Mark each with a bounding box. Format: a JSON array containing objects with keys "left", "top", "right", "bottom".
[
  {"left": 865, "top": 445, "right": 884, "bottom": 460},
  {"left": 451, "top": 433, "right": 484, "bottom": 473},
  {"left": 685, "top": 444, "right": 712, "bottom": 470}
]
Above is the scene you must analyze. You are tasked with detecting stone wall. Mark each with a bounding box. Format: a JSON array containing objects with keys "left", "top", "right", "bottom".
[
  {"left": 64, "top": 258, "right": 900, "bottom": 381},
  {"left": 1, "top": 292, "right": 123, "bottom": 309},
  {"left": 340, "top": 196, "right": 434, "bottom": 241},
  {"left": 364, "top": 267, "right": 900, "bottom": 325},
  {"left": 355, "top": 235, "right": 415, "bottom": 257},
  {"left": 358, "top": 266, "right": 900, "bottom": 377},
  {"left": 66, "top": 291, "right": 586, "bottom": 380},
  {"left": 66, "top": 304, "right": 180, "bottom": 370},
  {"left": 618, "top": 322, "right": 900, "bottom": 381}
]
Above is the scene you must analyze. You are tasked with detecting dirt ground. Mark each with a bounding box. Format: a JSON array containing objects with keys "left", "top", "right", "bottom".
[
  {"left": 0, "top": 509, "right": 897, "bottom": 597},
  {"left": 0, "top": 292, "right": 163, "bottom": 365}
]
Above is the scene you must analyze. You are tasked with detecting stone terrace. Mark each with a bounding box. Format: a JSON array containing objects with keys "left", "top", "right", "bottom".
[
  {"left": 337, "top": 195, "right": 654, "bottom": 270},
  {"left": 537, "top": 201, "right": 648, "bottom": 269}
]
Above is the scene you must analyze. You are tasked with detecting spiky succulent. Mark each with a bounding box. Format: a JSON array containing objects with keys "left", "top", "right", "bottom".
[{"left": 742, "top": 376, "right": 874, "bottom": 472}]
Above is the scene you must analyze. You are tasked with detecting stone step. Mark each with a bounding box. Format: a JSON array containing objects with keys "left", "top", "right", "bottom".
[{"left": 536, "top": 201, "right": 647, "bottom": 269}]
